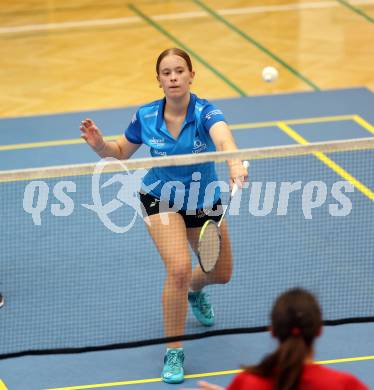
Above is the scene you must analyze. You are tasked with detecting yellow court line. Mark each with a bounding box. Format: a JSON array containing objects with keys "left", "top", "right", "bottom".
[
  {"left": 317, "top": 355, "right": 374, "bottom": 365},
  {"left": 0, "top": 135, "right": 118, "bottom": 152},
  {"left": 0, "top": 380, "right": 8, "bottom": 390},
  {"left": 45, "top": 355, "right": 374, "bottom": 390},
  {"left": 46, "top": 377, "right": 163, "bottom": 390},
  {"left": 277, "top": 122, "right": 374, "bottom": 202},
  {"left": 0, "top": 115, "right": 356, "bottom": 152},
  {"left": 353, "top": 115, "right": 374, "bottom": 136},
  {"left": 230, "top": 114, "right": 355, "bottom": 130}
]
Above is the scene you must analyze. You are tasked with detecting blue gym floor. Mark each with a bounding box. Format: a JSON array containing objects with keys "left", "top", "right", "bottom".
[{"left": 0, "top": 87, "right": 373, "bottom": 389}]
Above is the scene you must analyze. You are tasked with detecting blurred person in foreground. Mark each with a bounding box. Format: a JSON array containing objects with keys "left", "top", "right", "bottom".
[{"left": 183, "top": 288, "right": 368, "bottom": 390}]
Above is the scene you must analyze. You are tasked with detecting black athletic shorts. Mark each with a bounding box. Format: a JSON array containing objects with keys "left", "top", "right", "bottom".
[{"left": 139, "top": 192, "right": 223, "bottom": 228}]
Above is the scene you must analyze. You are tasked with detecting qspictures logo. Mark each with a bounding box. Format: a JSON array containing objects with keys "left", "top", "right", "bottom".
[
  {"left": 22, "top": 158, "right": 355, "bottom": 233},
  {"left": 22, "top": 158, "right": 152, "bottom": 233}
]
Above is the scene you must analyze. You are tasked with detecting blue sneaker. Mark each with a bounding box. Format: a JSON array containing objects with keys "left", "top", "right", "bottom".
[
  {"left": 161, "top": 349, "right": 185, "bottom": 384},
  {"left": 188, "top": 291, "right": 215, "bottom": 326}
]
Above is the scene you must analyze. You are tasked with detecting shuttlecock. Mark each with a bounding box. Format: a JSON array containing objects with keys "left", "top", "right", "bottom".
[{"left": 262, "top": 66, "right": 278, "bottom": 82}]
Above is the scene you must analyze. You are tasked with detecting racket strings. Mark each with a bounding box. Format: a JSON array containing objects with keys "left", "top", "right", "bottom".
[{"left": 198, "top": 222, "right": 221, "bottom": 272}]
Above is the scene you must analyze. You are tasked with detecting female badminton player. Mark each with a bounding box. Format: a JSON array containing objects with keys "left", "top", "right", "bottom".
[{"left": 80, "top": 47, "right": 247, "bottom": 384}]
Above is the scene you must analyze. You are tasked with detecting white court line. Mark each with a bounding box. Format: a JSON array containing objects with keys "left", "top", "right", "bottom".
[{"left": 1, "top": 0, "right": 374, "bottom": 34}]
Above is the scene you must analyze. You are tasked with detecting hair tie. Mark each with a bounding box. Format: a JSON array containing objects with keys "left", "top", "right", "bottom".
[{"left": 291, "top": 327, "right": 301, "bottom": 337}]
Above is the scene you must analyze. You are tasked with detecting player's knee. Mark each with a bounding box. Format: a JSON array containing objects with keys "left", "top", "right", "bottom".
[{"left": 169, "top": 266, "right": 192, "bottom": 289}]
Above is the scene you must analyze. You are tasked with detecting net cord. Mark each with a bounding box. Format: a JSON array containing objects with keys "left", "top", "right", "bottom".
[{"left": 1, "top": 137, "right": 374, "bottom": 182}]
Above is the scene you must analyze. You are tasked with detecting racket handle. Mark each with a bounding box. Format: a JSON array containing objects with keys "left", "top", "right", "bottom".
[{"left": 219, "top": 161, "right": 249, "bottom": 227}]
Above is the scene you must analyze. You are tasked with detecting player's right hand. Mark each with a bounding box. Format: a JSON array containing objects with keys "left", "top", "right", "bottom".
[{"left": 80, "top": 118, "right": 105, "bottom": 153}]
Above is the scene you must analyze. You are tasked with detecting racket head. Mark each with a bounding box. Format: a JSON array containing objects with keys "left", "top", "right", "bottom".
[{"left": 197, "top": 220, "right": 221, "bottom": 273}]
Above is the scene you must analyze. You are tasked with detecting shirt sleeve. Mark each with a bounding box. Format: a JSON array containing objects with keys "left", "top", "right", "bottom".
[
  {"left": 201, "top": 103, "right": 226, "bottom": 133},
  {"left": 124, "top": 110, "right": 142, "bottom": 144}
]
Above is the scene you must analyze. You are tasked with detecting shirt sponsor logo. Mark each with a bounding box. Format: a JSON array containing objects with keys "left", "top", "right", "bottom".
[
  {"left": 205, "top": 109, "right": 223, "bottom": 120},
  {"left": 193, "top": 139, "right": 207, "bottom": 153},
  {"left": 150, "top": 137, "right": 165, "bottom": 146},
  {"left": 153, "top": 149, "right": 167, "bottom": 156},
  {"left": 144, "top": 111, "right": 158, "bottom": 119}
]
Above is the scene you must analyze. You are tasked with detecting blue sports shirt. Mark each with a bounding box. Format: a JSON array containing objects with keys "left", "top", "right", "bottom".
[{"left": 124, "top": 93, "right": 226, "bottom": 210}]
